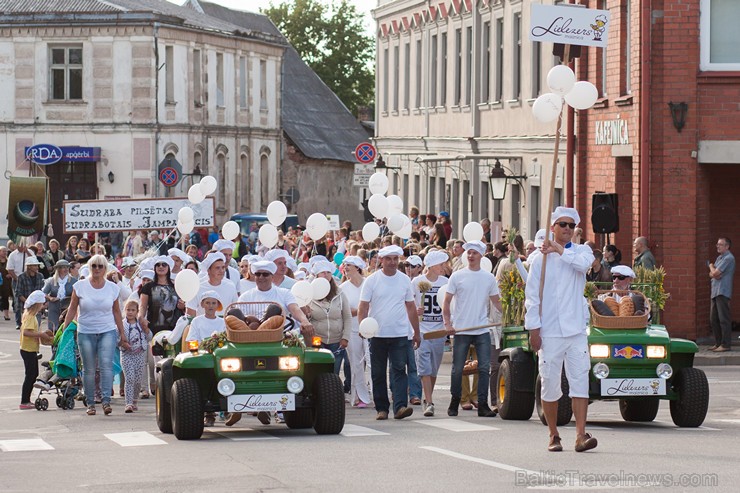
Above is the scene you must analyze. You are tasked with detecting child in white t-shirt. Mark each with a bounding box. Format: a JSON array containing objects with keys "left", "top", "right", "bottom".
[
  {"left": 186, "top": 291, "right": 226, "bottom": 343},
  {"left": 121, "top": 300, "right": 150, "bottom": 413}
]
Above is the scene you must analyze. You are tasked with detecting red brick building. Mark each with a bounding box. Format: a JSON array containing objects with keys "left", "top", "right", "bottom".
[{"left": 575, "top": 0, "right": 739, "bottom": 339}]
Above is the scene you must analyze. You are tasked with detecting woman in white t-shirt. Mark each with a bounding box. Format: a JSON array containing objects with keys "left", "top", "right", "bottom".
[
  {"left": 340, "top": 256, "right": 372, "bottom": 408},
  {"left": 186, "top": 253, "right": 238, "bottom": 318},
  {"left": 64, "top": 254, "right": 130, "bottom": 417}
]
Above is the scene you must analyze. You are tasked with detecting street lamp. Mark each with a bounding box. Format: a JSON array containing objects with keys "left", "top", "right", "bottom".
[
  {"left": 182, "top": 164, "right": 203, "bottom": 179},
  {"left": 488, "top": 159, "right": 527, "bottom": 200},
  {"left": 374, "top": 154, "right": 401, "bottom": 170}
]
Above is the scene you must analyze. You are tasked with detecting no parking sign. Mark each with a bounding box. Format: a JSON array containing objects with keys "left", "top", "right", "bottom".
[{"left": 354, "top": 142, "right": 376, "bottom": 164}]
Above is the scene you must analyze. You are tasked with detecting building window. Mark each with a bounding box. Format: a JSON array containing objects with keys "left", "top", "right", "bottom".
[
  {"left": 260, "top": 60, "right": 267, "bottom": 110},
  {"left": 217, "top": 153, "right": 227, "bottom": 208},
  {"left": 454, "top": 28, "right": 462, "bottom": 105},
  {"left": 415, "top": 39, "right": 422, "bottom": 108},
  {"left": 599, "top": 0, "right": 607, "bottom": 96},
  {"left": 383, "top": 47, "right": 389, "bottom": 112},
  {"left": 216, "top": 53, "right": 224, "bottom": 107},
  {"left": 165, "top": 46, "right": 174, "bottom": 103},
  {"left": 430, "top": 35, "right": 438, "bottom": 107},
  {"left": 495, "top": 17, "right": 504, "bottom": 102},
  {"left": 440, "top": 32, "right": 448, "bottom": 106},
  {"left": 481, "top": 21, "right": 491, "bottom": 103},
  {"left": 404, "top": 42, "right": 410, "bottom": 109},
  {"left": 393, "top": 45, "right": 399, "bottom": 111},
  {"left": 530, "top": 185, "right": 540, "bottom": 233},
  {"left": 239, "top": 56, "right": 248, "bottom": 109},
  {"left": 532, "top": 40, "right": 542, "bottom": 98},
  {"left": 510, "top": 185, "right": 520, "bottom": 230},
  {"left": 428, "top": 176, "right": 436, "bottom": 211},
  {"left": 49, "top": 46, "right": 83, "bottom": 101},
  {"left": 620, "top": 0, "right": 631, "bottom": 94},
  {"left": 513, "top": 12, "right": 522, "bottom": 100},
  {"left": 240, "top": 152, "right": 250, "bottom": 209},
  {"left": 193, "top": 49, "right": 202, "bottom": 105},
  {"left": 465, "top": 27, "right": 473, "bottom": 106},
  {"left": 260, "top": 153, "right": 270, "bottom": 210},
  {"left": 700, "top": 0, "right": 740, "bottom": 70}
]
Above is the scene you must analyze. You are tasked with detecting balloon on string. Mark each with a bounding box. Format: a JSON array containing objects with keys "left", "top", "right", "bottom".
[
  {"left": 368, "top": 173, "right": 389, "bottom": 195},
  {"left": 266, "top": 201, "right": 288, "bottom": 226},
  {"left": 174, "top": 269, "right": 200, "bottom": 302},
  {"left": 359, "top": 317, "right": 379, "bottom": 338},
  {"left": 397, "top": 221, "right": 412, "bottom": 239},
  {"left": 333, "top": 252, "right": 345, "bottom": 266},
  {"left": 367, "top": 194, "right": 389, "bottom": 219},
  {"left": 199, "top": 175, "right": 217, "bottom": 196},
  {"left": 387, "top": 195, "right": 404, "bottom": 216},
  {"left": 481, "top": 256, "right": 493, "bottom": 273},
  {"left": 547, "top": 65, "right": 576, "bottom": 96},
  {"left": 564, "top": 81, "right": 599, "bottom": 110},
  {"left": 259, "top": 224, "right": 279, "bottom": 248},
  {"left": 306, "top": 213, "right": 329, "bottom": 241},
  {"left": 387, "top": 214, "right": 405, "bottom": 233},
  {"left": 362, "top": 221, "right": 380, "bottom": 242},
  {"left": 187, "top": 184, "right": 205, "bottom": 204},
  {"left": 291, "top": 280, "right": 313, "bottom": 307},
  {"left": 177, "top": 220, "right": 194, "bottom": 236},
  {"left": 178, "top": 206, "right": 194, "bottom": 223},
  {"left": 463, "top": 222, "right": 484, "bottom": 242},
  {"left": 532, "top": 93, "right": 563, "bottom": 123},
  {"left": 221, "top": 221, "right": 240, "bottom": 241},
  {"left": 311, "top": 277, "right": 330, "bottom": 300}
]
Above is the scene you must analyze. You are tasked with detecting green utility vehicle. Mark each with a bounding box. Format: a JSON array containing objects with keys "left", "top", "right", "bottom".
[
  {"left": 495, "top": 291, "right": 709, "bottom": 428},
  {"left": 153, "top": 302, "right": 345, "bottom": 440}
]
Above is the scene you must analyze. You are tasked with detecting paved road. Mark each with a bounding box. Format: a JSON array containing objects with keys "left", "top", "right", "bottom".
[{"left": 1, "top": 317, "right": 739, "bottom": 492}]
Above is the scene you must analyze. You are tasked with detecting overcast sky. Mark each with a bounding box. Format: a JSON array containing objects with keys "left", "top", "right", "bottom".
[{"left": 168, "top": 0, "right": 378, "bottom": 35}]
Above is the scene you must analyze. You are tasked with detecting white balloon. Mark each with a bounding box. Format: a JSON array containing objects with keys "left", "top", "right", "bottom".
[
  {"left": 397, "top": 221, "right": 412, "bottom": 239},
  {"left": 178, "top": 206, "right": 194, "bottom": 223},
  {"left": 387, "top": 194, "right": 404, "bottom": 216},
  {"left": 222, "top": 221, "right": 240, "bottom": 241},
  {"left": 177, "top": 220, "right": 194, "bottom": 236},
  {"left": 266, "top": 201, "right": 288, "bottom": 226},
  {"left": 481, "top": 256, "right": 493, "bottom": 273},
  {"left": 259, "top": 224, "right": 279, "bottom": 248},
  {"left": 362, "top": 222, "right": 380, "bottom": 242},
  {"left": 463, "top": 222, "right": 485, "bottom": 242},
  {"left": 174, "top": 269, "right": 200, "bottom": 302},
  {"left": 187, "top": 184, "right": 205, "bottom": 204},
  {"left": 199, "top": 175, "right": 217, "bottom": 196},
  {"left": 564, "top": 81, "right": 599, "bottom": 110},
  {"left": 532, "top": 93, "right": 563, "bottom": 123},
  {"left": 306, "top": 213, "right": 329, "bottom": 241},
  {"left": 368, "top": 173, "right": 389, "bottom": 195},
  {"left": 367, "top": 194, "right": 389, "bottom": 219},
  {"left": 547, "top": 65, "right": 576, "bottom": 96},
  {"left": 311, "top": 277, "right": 330, "bottom": 300},
  {"left": 387, "top": 214, "right": 405, "bottom": 233},
  {"left": 291, "top": 280, "right": 313, "bottom": 307},
  {"left": 359, "top": 317, "right": 379, "bottom": 338}
]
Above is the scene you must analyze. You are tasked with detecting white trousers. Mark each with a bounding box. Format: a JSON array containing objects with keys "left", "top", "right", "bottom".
[{"left": 347, "top": 330, "right": 372, "bottom": 405}]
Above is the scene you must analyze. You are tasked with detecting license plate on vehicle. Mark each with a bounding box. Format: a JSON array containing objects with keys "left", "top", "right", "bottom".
[
  {"left": 601, "top": 378, "right": 666, "bottom": 397},
  {"left": 227, "top": 394, "right": 296, "bottom": 412}
]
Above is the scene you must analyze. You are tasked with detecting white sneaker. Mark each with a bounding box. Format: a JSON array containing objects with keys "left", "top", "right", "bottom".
[
  {"left": 423, "top": 403, "right": 435, "bottom": 417},
  {"left": 33, "top": 380, "right": 51, "bottom": 391}
]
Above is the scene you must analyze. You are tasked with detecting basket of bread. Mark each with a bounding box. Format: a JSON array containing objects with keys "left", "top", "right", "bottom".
[
  {"left": 224, "top": 302, "right": 285, "bottom": 343},
  {"left": 589, "top": 290, "right": 651, "bottom": 329}
]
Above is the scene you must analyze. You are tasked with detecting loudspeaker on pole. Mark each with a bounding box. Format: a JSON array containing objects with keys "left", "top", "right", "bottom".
[{"left": 591, "top": 193, "right": 619, "bottom": 234}]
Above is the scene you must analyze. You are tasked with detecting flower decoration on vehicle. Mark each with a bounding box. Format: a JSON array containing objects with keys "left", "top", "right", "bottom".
[
  {"left": 200, "top": 331, "right": 228, "bottom": 353},
  {"left": 500, "top": 269, "right": 526, "bottom": 326}
]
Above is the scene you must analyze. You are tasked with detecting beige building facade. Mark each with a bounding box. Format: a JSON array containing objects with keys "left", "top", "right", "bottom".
[{"left": 373, "top": 0, "right": 566, "bottom": 240}]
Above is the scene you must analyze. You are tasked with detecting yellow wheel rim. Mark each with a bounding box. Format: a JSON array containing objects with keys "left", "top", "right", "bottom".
[{"left": 498, "top": 373, "right": 506, "bottom": 404}]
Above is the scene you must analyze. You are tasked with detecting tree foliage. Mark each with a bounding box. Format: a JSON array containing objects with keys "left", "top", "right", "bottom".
[{"left": 263, "top": 0, "right": 374, "bottom": 115}]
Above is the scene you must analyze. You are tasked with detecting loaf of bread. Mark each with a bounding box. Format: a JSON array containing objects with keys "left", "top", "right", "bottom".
[
  {"left": 225, "top": 315, "right": 248, "bottom": 332},
  {"left": 619, "top": 297, "right": 635, "bottom": 317},
  {"left": 257, "top": 315, "right": 285, "bottom": 331},
  {"left": 631, "top": 294, "right": 646, "bottom": 314},
  {"left": 604, "top": 297, "right": 619, "bottom": 314},
  {"left": 592, "top": 300, "right": 616, "bottom": 316}
]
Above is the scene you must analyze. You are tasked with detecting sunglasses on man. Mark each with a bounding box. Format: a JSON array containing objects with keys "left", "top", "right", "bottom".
[
  {"left": 612, "top": 275, "right": 628, "bottom": 280},
  {"left": 555, "top": 221, "right": 576, "bottom": 229}
]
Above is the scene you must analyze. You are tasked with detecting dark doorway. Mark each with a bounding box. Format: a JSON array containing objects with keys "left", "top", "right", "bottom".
[{"left": 46, "top": 161, "right": 98, "bottom": 244}]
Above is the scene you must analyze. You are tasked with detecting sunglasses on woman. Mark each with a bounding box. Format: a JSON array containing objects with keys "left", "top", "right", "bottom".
[
  {"left": 90, "top": 264, "right": 106, "bottom": 269},
  {"left": 155, "top": 263, "right": 168, "bottom": 267}
]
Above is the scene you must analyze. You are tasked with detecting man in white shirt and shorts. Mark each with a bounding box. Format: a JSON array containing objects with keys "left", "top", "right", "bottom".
[{"left": 525, "top": 206, "right": 598, "bottom": 452}]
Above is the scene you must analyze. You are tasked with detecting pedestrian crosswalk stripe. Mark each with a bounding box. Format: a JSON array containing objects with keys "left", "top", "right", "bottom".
[
  {"left": 104, "top": 432, "right": 167, "bottom": 447},
  {"left": 210, "top": 428, "right": 279, "bottom": 441},
  {"left": 416, "top": 419, "right": 500, "bottom": 432},
  {"left": 0, "top": 439, "right": 54, "bottom": 452},
  {"left": 340, "top": 424, "right": 389, "bottom": 437}
]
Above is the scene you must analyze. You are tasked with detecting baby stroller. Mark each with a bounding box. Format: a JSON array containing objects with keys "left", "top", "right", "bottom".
[{"left": 33, "top": 321, "right": 84, "bottom": 411}]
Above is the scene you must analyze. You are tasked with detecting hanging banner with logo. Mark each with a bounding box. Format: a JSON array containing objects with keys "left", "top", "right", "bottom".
[
  {"left": 7, "top": 176, "right": 48, "bottom": 238},
  {"left": 530, "top": 4, "right": 611, "bottom": 48},
  {"left": 62, "top": 197, "right": 215, "bottom": 233}
]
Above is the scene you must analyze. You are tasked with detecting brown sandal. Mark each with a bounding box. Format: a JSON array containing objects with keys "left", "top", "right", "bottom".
[
  {"left": 86, "top": 406, "right": 96, "bottom": 416},
  {"left": 103, "top": 403, "right": 112, "bottom": 415}
]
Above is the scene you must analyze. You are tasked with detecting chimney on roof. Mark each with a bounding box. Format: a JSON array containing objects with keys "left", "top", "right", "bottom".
[{"left": 357, "top": 106, "right": 372, "bottom": 123}]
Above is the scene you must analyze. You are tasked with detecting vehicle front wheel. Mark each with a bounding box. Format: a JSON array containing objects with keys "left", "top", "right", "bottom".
[
  {"left": 670, "top": 368, "right": 709, "bottom": 427},
  {"left": 312, "top": 373, "right": 345, "bottom": 434},
  {"left": 171, "top": 378, "right": 204, "bottom": 440},
  {"left": 155, "top": 371, "right": 173, "bottom": 434},
  {"left": 535, "top": 369, "right": 573, "bottom": 426},
  {"left": 619, "top": 398, "right": 659, "bottom": 422},
  {"left": 496, "top": 358, "right": 535, "bottom": 420}
]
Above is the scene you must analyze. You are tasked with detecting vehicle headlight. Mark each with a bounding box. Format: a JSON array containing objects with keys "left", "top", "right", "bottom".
[
  {"left": 187, "top": 340, "right": 199, "bottom": 353},
  {"left": 590, "top": 344, "right": 610, "bottom": 358},
  {"left": 217, "top": 378, "right": 236, "bottom": 396},
  {"left": 647, "top": 345, "right": 666, "bottom": 359},
  {"left": 656, "top": 363, "right": 673, "bottom": 379},
  {"left": 279, "top": 356, "right": 300, "bottom": 371},
  {"left": 592, "top": 362, "right": 610, "bottom": 379},
  {"left": 287, "top": 376, "right": 304, "bottom": 394},
  {"left": 220, "top": 358, "right": 242, "bottom": 372},
  {"left": 311, "top": 336, "right": 322, "bottom": 347}
]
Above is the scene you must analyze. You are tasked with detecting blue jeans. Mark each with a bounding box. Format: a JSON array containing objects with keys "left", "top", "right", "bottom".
[
  {"left": 450, "top": 333, "right": 492, "bottom": 405},
  {"left": 322, "top": 342, "right": 351, "bottom": 387},
  {"left": 78, "top": 330, "right": 117, "bottom": 406},
  {"left": 370, "top": 337, "right": 409, "bottom": 414},
  {"left": 406, "top": 342, "right": 422, "bottom": 400}
]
